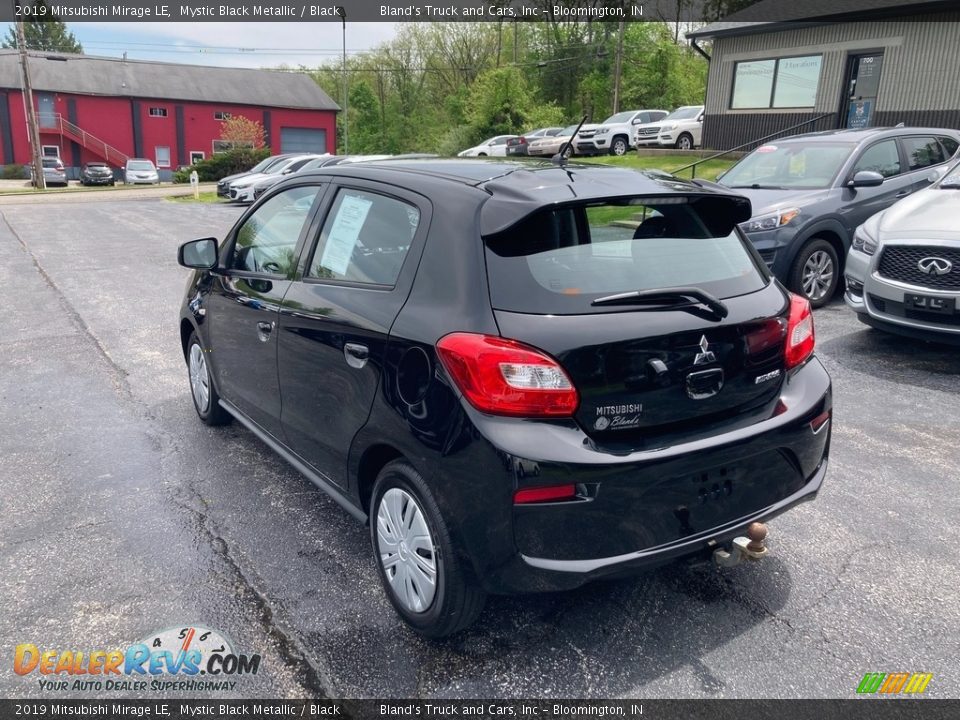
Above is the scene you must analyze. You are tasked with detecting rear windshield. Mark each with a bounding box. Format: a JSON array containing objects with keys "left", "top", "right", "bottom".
[
  {"left": 484, "top": 199, "right": 766, "bottom": 315},
  {"left": 42, "top": 158, "right": 61, "bottom": 168}
]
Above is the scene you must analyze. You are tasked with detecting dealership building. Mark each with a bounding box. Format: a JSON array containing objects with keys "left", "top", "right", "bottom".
[
  {"left": 0, "top": 51, "right": 339, "bottom": 178},
  {"left": 687, "top": 0, "right": 960, "bottom": 150}
]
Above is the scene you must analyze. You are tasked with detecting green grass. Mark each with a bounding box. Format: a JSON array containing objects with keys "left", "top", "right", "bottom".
[
  {"left": 166, "top": 191, "right": 222, "bottom": 203},
  {"left": 577, "top": 153, "right": 735, "bottom": 181}
]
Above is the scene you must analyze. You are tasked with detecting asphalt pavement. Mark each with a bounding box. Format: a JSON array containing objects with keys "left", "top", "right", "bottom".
[{"left": 1, "top": 198, "right": 958, "bottom": 700}]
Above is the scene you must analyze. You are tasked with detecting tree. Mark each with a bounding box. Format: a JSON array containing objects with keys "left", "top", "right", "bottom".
[
  {"left": 219, "top": 115, "right": 266, "bottom": 150},
  {"left": 1, "top": 1, "right": 83, "bottom": 53}
]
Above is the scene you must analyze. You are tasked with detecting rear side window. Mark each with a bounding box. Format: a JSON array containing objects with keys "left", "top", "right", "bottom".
[
  {"left": 902, "top": 136, "right": 946, "bottom": 170},
  {"left": 309, "top": 189, "right": 420, "bottom": 286},
  {"left": 484, "top": 200, "right": 766, "bottom": 315},
  {"left": 939, "top": 136, "right": 959, "bottom": 158}
]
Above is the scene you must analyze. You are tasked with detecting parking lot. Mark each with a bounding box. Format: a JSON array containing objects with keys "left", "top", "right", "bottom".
[{"left": 1, "top": 196, "right": 958, "bottom": 699}]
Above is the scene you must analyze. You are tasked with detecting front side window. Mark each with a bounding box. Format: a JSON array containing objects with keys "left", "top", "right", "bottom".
[
  {"left": 309, "top": 189, "right": 420, "bottom": 286},
  {"left": 484, "top": 199, "right": 765, "bottom": 315},
  {"left": 721, "top": 142, "right": 854, "bottom": 190},
  {"left": 731, "top": 55, "right": 822, "bottom": 109},
  {"left": 901, "top": 136, "right": 946, "bottom": 171},
  {"left": 230, "top": 185, "right": 321, "bottom": 275},
  {"left": 852, "top": 140, "right": 901, "bottom": 178}
]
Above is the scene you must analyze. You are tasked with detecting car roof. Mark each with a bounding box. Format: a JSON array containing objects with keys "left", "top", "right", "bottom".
[
  {"left": 771, "top": 127, "right": 960, "bottom": 144},
  {"left": 291, "top": 158, "right": 752, "bottom": 235}
]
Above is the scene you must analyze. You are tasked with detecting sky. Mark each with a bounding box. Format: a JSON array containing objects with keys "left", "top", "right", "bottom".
[{"left": 1, "top": 21, "right": 400, "bottom": 69}]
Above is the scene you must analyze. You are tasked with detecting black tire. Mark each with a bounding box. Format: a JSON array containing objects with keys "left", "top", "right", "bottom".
[
  {"left": 610, "top": 136, "right": 629, "bottom": 156},
  {"left": 477, "top": 152, "right": 487, "bottom": 157},
  {"left": 371, "top": 460, "right": 486, "bottom": 638},
  {"left": 186, "top": 331, "right": 231, "bottom": 426},
  {"left": 789, "top": 238, "right": 840, "bottom": 309},
  {"left": 675, "top": 133, "right": 694, "bottom": 150},
  {"left": 562, "top": 146, "right": 574, "bottom": 159}
]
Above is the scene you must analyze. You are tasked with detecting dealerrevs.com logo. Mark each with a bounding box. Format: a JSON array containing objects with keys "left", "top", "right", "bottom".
[{"left": 14, "top": 625, "right": 261, "bottom": 692}]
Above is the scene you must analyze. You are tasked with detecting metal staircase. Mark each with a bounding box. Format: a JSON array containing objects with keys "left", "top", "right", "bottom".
[{"left": 38, "top": 113, "right": 130, "bottom": 167}]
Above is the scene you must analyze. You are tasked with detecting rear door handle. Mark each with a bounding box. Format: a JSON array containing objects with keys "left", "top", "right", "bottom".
[
  {"left": 344, "top": 342, "right": 369, "bottom": 369},
  {"left": 256, "top": 321, "right": 274, "bottom": 342},
  {"left": 895, "top": 190, "right": 911, "bottom": 198}
]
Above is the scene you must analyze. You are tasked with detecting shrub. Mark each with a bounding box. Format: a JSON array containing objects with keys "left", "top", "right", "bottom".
[
  {"left": 173, "top": 147, "right": 271, "bottom": 183},
  {"left": 1, "top": 164, "right": 27, "bottom": 180}
]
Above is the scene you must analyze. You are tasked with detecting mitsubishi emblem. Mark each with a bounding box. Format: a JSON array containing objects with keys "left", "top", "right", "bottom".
[{"left": 694, "top": 335, "right": 716, "bottom": 366}]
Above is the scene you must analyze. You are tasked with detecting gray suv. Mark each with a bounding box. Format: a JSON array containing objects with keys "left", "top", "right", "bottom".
[{"left": 718, "top": 128, "right": 960, "bottom": 306}]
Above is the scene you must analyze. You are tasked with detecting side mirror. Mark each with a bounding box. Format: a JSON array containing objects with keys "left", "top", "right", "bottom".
[
  {"left": 927, "top": 166, "right": 948, "bottom": 183},
  {"left": 697, "top": 116, "right": 704, "bottom": 123},
  {"left": 849, "top": 170, "right": 884, "bottom": 188},
  {"left": 178, "top": 237, "right": 218, "bottom": 269}
]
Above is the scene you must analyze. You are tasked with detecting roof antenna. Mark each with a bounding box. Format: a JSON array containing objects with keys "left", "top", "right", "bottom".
[{"left": 552, "top": 115, "right": 588, "bottom": 167}]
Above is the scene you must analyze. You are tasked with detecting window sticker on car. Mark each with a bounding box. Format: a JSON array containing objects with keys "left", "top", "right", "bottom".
[{"left": 320, "top": 193, "right": 373, "bottom": 276}]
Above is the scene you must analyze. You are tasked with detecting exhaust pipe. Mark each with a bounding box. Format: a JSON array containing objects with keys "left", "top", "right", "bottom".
[{"left": 713, "top": 522, "right": 769, "bottom": 567}]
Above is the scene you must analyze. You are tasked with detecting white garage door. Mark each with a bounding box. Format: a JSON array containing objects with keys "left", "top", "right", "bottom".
[{"left": 280, "top": 127, "right": 327, "bottom": 154}]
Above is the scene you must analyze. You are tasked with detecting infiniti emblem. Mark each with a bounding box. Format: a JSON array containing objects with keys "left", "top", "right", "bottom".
[
  {"left": 693, "top": 335, "right": 716, "bottom": 366},
  {"left": 917, "top": 256, "right": 953, "bottom": 275}
]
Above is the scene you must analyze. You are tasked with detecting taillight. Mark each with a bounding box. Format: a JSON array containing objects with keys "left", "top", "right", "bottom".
[
  {"left": 436, "top": 333, "right": 579, "bottom": 417},
  {"left": 784, "top": 293, "right": 815, "bottom": 369},
  {"left": 514, "top": 484, "right": 576, "bottom": 504}
]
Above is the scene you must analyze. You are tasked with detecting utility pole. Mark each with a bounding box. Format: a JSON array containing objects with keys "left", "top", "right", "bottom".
[
  {"left": 612, "top": 19, "right": 625, "bottom": 114},
  {"left": 338, "top": 6, "right": 348, "bottom": 154},
  {"left": 15, "top": 15, "right": 45, "bottom": 190}
]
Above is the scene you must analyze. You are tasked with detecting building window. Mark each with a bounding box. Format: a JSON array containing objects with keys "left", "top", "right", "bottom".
[
  {"left": 41, "top": 145, "right": 60, "bottom": 158},
  {"left": 214, "top": 111, "right": 231, "bottom": 121},
  {"left": 148, "top": 107, "right": 168, "bottom": 117},
  {"left": 731, "top": 55, "right": 822, "bottom": 109},
  {"left": 155, "top": 146, "right": 171, "bottom": 168},
  {"left": 190, "top": 151, "right": 205, "bottom": 165}
]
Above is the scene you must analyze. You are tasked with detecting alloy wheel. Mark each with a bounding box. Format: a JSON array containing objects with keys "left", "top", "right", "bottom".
[
  {"left": 189, "top": 343, "right": 210, "bottom": 412},
  {"left": 376, "top": 488, "right": 438, "bottom": 613},
  {"left": 678, "top": 135, "right": 693, "bottom": 150},
  {"left": 801, "top": 250, "right": 835, "bottom": 302}
]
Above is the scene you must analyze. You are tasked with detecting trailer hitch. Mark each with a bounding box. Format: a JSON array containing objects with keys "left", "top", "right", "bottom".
[{"left": 712, "top": 522, "right": 769, "bottom": 567}]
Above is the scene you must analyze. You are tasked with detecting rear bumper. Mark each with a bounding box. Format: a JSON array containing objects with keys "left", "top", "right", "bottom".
[{"left": 455, "top": 357, "right": 831, "bottom": 594}]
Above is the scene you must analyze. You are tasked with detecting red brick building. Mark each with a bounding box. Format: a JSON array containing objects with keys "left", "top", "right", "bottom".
[{"left": 0, "top": 51, "right": 339, "bottom": 178}]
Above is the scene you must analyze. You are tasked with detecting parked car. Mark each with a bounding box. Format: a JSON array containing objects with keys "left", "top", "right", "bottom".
[
  {"left": 227, "top": 154, "right": 321, "bottom": 202},
  {"left": 79, "top": 162, "right": 115, "bottom": 186},
  {"left": 457, "top": 136, "right": 517, "bottom": 157},
  {"left": 656, "top": 106, "right": 705, "bottom": 150},
  {"left": 845, "top": 159, "right": 960, "bottom": 343},
  {"left": 576, "top": 110, "right": 669, "bottom": 156},
  {"left": 124, "top": 159, "right": 159, "bottom": 185},
  {"left": 177, "top": 158, "right": 831, "bottom": 637},
  {"left": 216, "top": 154, "right": 297, "bottom": 197},
  {"left": 527, "top": 124, "right": 581, "bottom": 158},
  {"left": 36, "top": 157, "right": 67, "bottom": 187},
  {"left": 717, "top": 127, "right": 960, "bottom": 306},
  {"left": 252, "top": 155, "right": 342, "bottom": 201},
  {"left": 506, "top": 127, "right": 563, "bottom": 156}
]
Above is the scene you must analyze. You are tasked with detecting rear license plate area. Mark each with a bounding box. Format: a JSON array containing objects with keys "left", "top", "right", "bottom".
[{"left": 906, "top": 294, "right": 955, "bottom": 314}]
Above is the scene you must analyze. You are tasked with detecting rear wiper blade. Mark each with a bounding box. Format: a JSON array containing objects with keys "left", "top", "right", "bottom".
[{"left": 591, "top": 286, "right": 729, "bottom": 318}]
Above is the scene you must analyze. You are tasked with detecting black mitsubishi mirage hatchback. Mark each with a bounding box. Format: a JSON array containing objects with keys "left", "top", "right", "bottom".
[{"left": 177, "top": 159, "right": 832, "bottom": 637}]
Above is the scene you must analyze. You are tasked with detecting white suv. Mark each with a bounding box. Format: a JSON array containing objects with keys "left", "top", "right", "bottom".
[
  {"left": 576, "top": 109, "right": 668, "bottom": 156},
  {"left": 656, "top": 106, "right": 705, "bottom": 150}
]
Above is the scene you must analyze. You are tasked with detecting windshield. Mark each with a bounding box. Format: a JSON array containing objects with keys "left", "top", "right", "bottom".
[
  {"left": 42, "top": 158, "right": 61, "bottom": 168},
  {"left": 603, "top": 111, "right": 635, "bottom": 124},
  {"left": 559, "top": 125, "right": 579, "bottom": 137},
  {"left": 721, "top": 142, "right": 855, "bottom": 190},
  {"left": 938, "top": 160, "right": 960, "bottom": 188},
  {"left": 249, "top": 157, "right": 277, "bottom": 173},
  {"left": 664, "top": 107, "right": 702, "bottom": 121},
  {"left": 484, "top": 199, "right": 765, "bottom": 315},
  {"left": 128, "top": 161, "right": 154, "bottom": 171}
]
